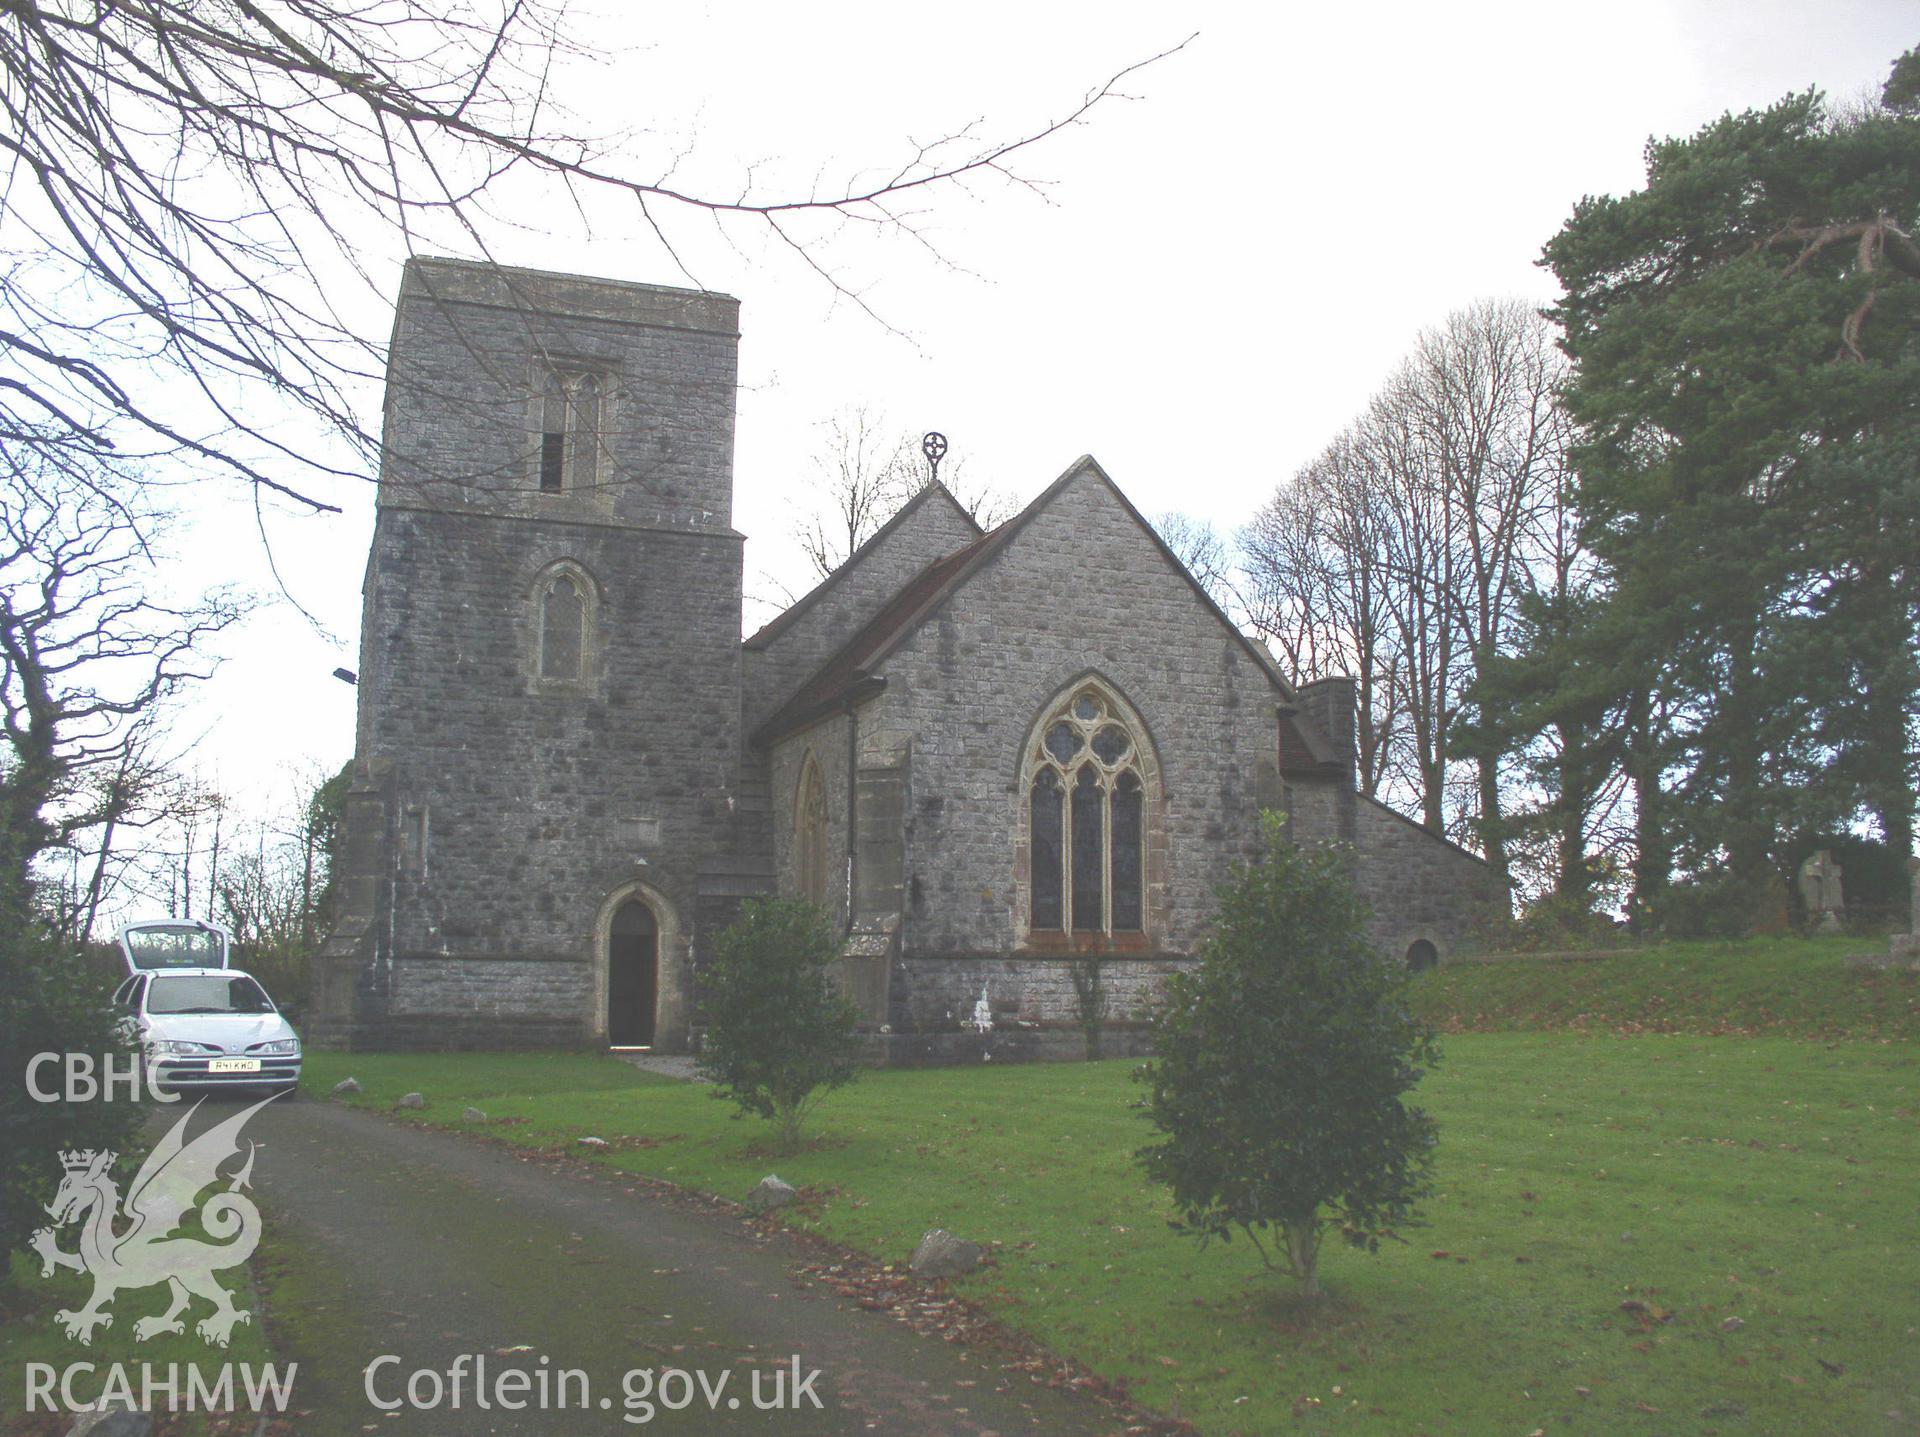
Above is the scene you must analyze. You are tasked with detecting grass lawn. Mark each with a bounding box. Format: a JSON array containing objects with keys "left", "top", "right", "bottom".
[
  {"left": 1412, "top": 934, "right": 1920, "bottom": 1039},
  {"left": 300, "top": 1032, "right": 1920, "bottom": 1436},
  {"left": 1, "top": 1250, "right": 279, "bottom": 1436}
]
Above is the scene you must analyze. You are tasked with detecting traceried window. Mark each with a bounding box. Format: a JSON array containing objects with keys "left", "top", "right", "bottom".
[
  {"left": 537, "top": 370, "right": 604, "bottom": 493},
  {"left": 1027, "top": 686, "right": 1147, "bottom": 936},
  {"left": 795, "top": 753, "right": 828, "bottom": 907},
  {"left": 533, "top": 563, "right": 593, "bottom": 684}
]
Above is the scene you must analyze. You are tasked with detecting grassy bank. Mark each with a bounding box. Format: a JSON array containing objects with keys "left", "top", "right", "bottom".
[
  {"left": 1411, "top": 934, "right": 1920, "bottom": 1039},
  {"left": 300, "top": 1036, "right": 1919, "bottom": 1435}
]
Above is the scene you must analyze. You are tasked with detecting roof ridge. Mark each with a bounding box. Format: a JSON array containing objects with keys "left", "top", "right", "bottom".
[
  {"left": 752, "top": 455, "right": 1304, "bottom": 745},
  {"left": 744, "top": 481, "right": 982, "bottom": 651}
]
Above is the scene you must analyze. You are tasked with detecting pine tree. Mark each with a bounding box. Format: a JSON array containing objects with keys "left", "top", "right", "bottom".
[{"left": 1529, "top": 55, "right": 1920, "bottom": 919}]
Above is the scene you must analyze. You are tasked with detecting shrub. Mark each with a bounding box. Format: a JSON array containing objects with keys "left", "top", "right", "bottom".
[
  {"left": 1136, "top": 814, "right": 1440, "bottom": 1298},
  {"left": 698, "top": 898, "right": 863, "bottom": 1150},
  {"left": 1473, "top": 890, "right": 1632, "bottom": 954},
  {"left": 0, "top": 920, "right": 144, "bottom": 1258}
]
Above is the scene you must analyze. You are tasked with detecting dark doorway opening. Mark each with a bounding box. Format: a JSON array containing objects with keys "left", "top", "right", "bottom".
[
  {"left": 608, "top": 900, "right": 658, "bottom": 1047},
  {"left": 1406, "top": 938, "right": 1439, "bottom": 973}
]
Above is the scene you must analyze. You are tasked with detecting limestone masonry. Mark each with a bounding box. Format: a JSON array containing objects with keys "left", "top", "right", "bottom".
[{"left": 310, "top": 258, "right": 1505, "bottom": 1060}]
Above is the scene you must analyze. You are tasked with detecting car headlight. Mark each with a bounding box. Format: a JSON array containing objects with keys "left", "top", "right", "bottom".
[
  {"left": 252, "top": 1039, "right": 300, "bottom": 1056},
  {"left": 148, "top": 1039, "right": 203, "bottom": 1056}
]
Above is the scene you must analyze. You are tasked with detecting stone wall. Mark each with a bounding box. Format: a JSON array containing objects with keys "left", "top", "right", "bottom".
[
  {"left": 743, "top": 487, "right": 979, "bottom": 734},
  {"left": 769, "top": 713, "right": 852, "bottom": 934},
  {"left": 320, "top": 263, "right": 1505, "bottom": 1058},
  {"left": 1352, "top": 794, "right": 1507, "bottom": 961},
  {"left": 376, "top": 259, "right": 740, "bottom": 531},
  {"left": 315, "top": 259, "right": 748, "bottom": 1050},
  {"left": 886, "top": 952, "right": 1187, "bottom": 1037},
  {"left": 863, "top": 462, "right": 1287, "bottom": 960}
]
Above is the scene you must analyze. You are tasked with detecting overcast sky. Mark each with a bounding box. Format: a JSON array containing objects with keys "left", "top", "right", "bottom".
[{"left": 175, "top": 0, "right": 1914, "bottom": 816}]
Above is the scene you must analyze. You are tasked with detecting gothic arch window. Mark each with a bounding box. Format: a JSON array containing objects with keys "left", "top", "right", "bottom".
[
  {"left": 532, "top": 562, "right": 595, "bottom": 684},
  {"left": 1025, "top": 683, "right": 1151, "bottom": 936},
  {"left": 536, "top": 368, "right": 606, "bottom": 492},
  {"left": 795, "top": 752, "right": 828, "bottom": 907}
]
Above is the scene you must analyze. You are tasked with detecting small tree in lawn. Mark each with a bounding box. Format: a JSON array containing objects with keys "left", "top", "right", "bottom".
[
  {"left": 1136, "top": 814, "right": 1439, "bottom": 1298},
  {"left": 700, "top": 898, "right": 864, "bottom": 1150}
]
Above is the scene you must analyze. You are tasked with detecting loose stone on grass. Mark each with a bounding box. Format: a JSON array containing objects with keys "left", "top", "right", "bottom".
[
  {"left": 394, "top": 1091, "right": 425, "bottom": 1110},
  {"left": 578, "top": 1136, "right": 608, "bottom": 1147},
  {"left": 463, "top": 1107, "right": 487, "bottom": 1122},
  {"left": 66, "top": 1407, "right": 150, "bottom": 1437},
  {"left": 911, "top": 1229, "right": 985, "bottom": 1278},
  {"left": 746, "top": 1175, "right": 797, "bottom": 1213},
  {"left": 331, "top": 1077, "right": 361, "bottom": 1096}
]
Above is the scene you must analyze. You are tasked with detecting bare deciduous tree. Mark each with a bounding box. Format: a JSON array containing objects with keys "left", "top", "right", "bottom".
[
  {"left": 1152, "top": 511, "right": 1236, "bottom": 611},
  {"left": 0, "top": 453, "right": 245, "bottom": 909},
  {"left": 1243, "top": 432, "right": 1404, "bottom": 799},
  {"left": 794, "top": 407, "right": 926, "bottom": 580},
  {"left": 946, "top": 467, "right": 1018, "bottom": 533},
  {"left": 1245, "top": 301, "right": 1576, "bottom": 881},
  {"left": 0, "top": 2, "right": 1188, "bottom": 514}
]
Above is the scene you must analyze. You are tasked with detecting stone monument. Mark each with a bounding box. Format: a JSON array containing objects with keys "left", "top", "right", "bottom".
[{"left": 1797, "top": 849, "right": 1845, "bottom": 934}]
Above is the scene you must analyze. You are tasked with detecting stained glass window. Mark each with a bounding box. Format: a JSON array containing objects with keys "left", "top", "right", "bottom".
[
  {"left": 1112, "top": 770, "right": 1143, "bottom": 931},
  {"left": 1030, "top": 768, "right": 1064, "bottom": 930},
  {"left": 1024, "top": 685, "right": 1147, "bottom": 936}
]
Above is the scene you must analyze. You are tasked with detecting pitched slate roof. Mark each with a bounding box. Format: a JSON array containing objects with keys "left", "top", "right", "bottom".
[
  {"left": 753, "top": 455, "right": 1339, "bottom": 756},
  {"left": 751, "top": 527, "right": 1000, "bottom": 742},
  {"left": 743, "top": 481, "right": 981, "bottom": 652}
]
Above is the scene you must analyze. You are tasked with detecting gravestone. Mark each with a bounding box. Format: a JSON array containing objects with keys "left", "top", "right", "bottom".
[
  {"left": 1797, "top": 849, "right": 1845, "bottom": 933},
  {"left": 1848, "top": 855, "right": 1920, "bottom": 970}
]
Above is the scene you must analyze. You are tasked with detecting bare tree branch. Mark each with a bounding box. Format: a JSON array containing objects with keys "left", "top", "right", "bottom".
[{"left": 0, "top": 3, "right": 1192, "bottom": 515}]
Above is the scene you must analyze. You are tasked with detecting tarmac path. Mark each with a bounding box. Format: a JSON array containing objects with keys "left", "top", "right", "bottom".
[{"left": 214, "top": 1097, "right": 1125, "bottom": 1437}]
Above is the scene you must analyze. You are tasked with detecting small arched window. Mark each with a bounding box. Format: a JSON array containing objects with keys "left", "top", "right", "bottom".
[
  {"left": 1027, "top": 685, "right": 1148, "bottom": 936},
  {"left": 795, "top": 753, "right": 828, "bottom": 907},
  {"left": 534, "top": 564, "right": 593, "bottom": 683},
  {"left": 1406, "top": 938, "right": 1439, "bottom": 972}
]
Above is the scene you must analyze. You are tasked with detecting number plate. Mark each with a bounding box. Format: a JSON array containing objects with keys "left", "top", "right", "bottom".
[{"left": 208, "top": 1058, "right": 260, "bottom": 1073}]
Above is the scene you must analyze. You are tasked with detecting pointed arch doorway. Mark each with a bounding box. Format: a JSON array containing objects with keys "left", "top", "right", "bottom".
[
  {"left": 606, "top": 899, "right": 658, "bottom": 1047},
  {"left": 594, "top": 878, "right": 687, "bottom": 1052}
]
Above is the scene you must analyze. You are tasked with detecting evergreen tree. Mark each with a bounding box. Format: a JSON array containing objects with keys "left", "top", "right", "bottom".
[
  {"left": 698, "top": 898, "right": 863, "bottom": 1151},
  {"left": 1531, "top": 54, "right": 1920, "bottom": 919},
  {"left": 1136, "top": 817, "right": 1439, "bottom": 1298}
]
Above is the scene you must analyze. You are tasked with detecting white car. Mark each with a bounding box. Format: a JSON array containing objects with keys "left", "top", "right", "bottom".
[{"left": 109, "top": 919, "right": 302, "bottom": 1095}]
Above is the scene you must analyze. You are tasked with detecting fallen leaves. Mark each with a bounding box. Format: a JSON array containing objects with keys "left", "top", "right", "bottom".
[
  {"left": 1619, "top": 1299, "right": 1674, "bottom": 1328},
  {"left": 794, "top": 1256, "right": 1196, "bottom": 1435}
]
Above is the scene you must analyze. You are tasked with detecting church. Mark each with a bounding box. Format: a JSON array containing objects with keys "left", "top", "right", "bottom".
[{"left": 310, "top": 258, "right": 1504, "bottom": 1061}]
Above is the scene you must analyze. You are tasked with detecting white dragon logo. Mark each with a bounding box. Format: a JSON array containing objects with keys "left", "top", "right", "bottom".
[{"left": 30, "top": 1094, "right": 276, "bottom": 1347}]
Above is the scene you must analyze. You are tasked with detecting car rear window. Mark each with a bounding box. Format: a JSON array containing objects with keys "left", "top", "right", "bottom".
[
  {"left": 147, "top": 975, "right": 274, "bottom": 1015},
  {"left": 123, "top": 924, "right": 225, "bottom": 969}
]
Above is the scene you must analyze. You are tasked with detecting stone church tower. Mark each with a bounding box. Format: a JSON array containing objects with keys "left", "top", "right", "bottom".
[{"left": 311, "top": 259, "right": 760, "bottom": 1048}]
